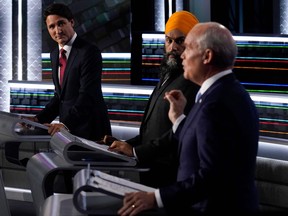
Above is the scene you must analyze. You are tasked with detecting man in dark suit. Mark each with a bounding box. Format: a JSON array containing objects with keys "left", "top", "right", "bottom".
[
  {"left": 118, "top": 22, "right": 259, "bottom": 215},
  {"left": 105, "top": 11, "right": 200, "bottom": 188},
  {"left": 29, "top": 3, "right": 111, "bottom": 141}
]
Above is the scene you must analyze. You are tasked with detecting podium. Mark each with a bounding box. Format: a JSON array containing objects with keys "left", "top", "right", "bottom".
[
  {"left": 0, "top": 110, "right": 50, "bottom": 166},
  {"left": 0, "top": 111, "right": 51, "bottom": 215},
  {"left": 0, "top": 171, "right": 11, "bottom": 216},
  {"left": 0, "top": 110, "right": 49, "bottom": 142},
  {"left": 50, "top": 129, "right": 137, "bottom": 166},
  {"left": 26, "top": 130, "right": 148, "bottom": 215},
  {"left": 72, "top": 168, "right": 155, "bottom": 214},
  {"left": 40, "top": 168, "right": 164, "bottom": 216}
]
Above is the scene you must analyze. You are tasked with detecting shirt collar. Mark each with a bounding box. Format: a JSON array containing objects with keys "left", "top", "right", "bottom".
[
  {"left": 198, "top": 69, "right": 233, "bottom": 97},
  {"left": 58, "top": 32, "right": 77, "bottom": 58}
]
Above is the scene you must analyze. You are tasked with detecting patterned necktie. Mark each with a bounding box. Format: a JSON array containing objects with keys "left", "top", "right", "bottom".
[{"left": 59, "top": 48, "right": 67, "bottom": 86}]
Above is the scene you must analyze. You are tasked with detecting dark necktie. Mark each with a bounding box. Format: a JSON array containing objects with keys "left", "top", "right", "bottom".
[
  {"left": 59, "top": 48, "right": 67, "bottom": 86},
  {"left": 158, "top": 73, "right": 170, "bottom": 89}
]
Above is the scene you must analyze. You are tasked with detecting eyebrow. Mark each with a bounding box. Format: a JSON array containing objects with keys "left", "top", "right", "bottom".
[{"left": 165, "top": 35, "right": 185, "bottom": 40}]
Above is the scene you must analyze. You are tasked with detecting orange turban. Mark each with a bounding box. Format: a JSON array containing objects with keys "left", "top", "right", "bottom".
[{"left": 165, "top": 11, "right": 199, "bottom": 35}]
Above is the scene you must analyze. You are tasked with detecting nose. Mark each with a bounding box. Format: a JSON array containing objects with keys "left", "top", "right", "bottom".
[
  {"left": 55, "top": 25, "right": 63, "bottom": 33},
  {"left": 181, "top": 51, "right": 185, "bottom": 59},
  {"left": 170, "top": 40, "right": 179, "bottom": 51}
]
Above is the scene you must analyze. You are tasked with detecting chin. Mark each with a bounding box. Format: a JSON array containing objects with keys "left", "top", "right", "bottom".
[
  {"left": 167, "top": 59, "right": 177, "bottom": 67},
  {"left": 183, "top": 73, "right": 189, "bottom": 80}
]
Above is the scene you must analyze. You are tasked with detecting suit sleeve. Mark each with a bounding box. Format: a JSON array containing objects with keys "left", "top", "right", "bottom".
[
  {"left": 36, "top": 92, "right": 60, "bottom": 123},
  {"left": 134, "top": 129, "right": 175, "bottom": 165}
]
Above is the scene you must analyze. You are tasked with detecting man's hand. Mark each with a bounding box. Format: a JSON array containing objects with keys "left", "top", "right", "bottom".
[
  {"left": 108, "top": 140, "right": 134, "bottom": 157},
  {"left": 23, "top": 116, "right": 39, "bottom": 122},
  {"left": 164, "top": 90, "right": 187, "bottom": 124},
  {"left": 118, "top": 192, "right": 156, "bottom": 216},
  {"left": 44, "top": 123, "right": 67, "bottom": 136},
  {"left": 98, "top": 135, "right": 119, "bottom": 145},
  {"left": 20, "top": 116, "right": 39, "bottom": 128}
]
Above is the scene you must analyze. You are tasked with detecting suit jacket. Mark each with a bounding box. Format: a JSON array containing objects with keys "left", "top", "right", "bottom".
[
  {"left": 159, "top": 74, "right": 259, "bottom": 215},
  {"left": 127, "top": 73, "right": 199, "bottom": 187},
  {"left": 36, "top": 37, "right": 111, "bottom": 141}
]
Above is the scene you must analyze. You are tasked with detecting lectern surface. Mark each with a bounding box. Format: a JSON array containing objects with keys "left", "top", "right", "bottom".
[
  {"left": 0, "top": 111, "right": 50, "bottom": 142},
  {"left": 50, "top": 130, "right": 137, "bottom": 166}
]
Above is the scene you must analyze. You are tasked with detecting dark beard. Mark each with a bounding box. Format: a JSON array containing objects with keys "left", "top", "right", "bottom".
[{"left": 159, "top": 51, "right": 184, "bottom": 81}]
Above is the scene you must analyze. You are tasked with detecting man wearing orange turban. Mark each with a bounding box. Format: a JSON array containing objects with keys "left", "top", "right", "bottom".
[
  {"left": 158, "top": 10, "right": 199, "bottom": 91},
  {"left": 165, "top": 10, "right": 199, "bottom": 35},
  {"left": 106, "top": 10, "right": 200, "bottom": 190}
]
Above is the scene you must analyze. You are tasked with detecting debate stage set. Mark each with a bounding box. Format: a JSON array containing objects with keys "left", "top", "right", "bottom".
[{"left": 0, "top": 0, "right": 287, "bottom": 215}]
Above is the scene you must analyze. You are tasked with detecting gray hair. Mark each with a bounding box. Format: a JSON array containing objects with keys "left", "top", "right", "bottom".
[{"left": 196, "top": 22, "right": 237, "bottom": 68}]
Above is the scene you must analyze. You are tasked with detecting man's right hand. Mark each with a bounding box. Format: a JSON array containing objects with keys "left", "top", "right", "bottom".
[
  {"left": 22, "top": 116, "right": 38, "bottom": 122},
  {"left": 20, "top": 116, "right": 38, "bottom": 128},
  {"left": 99, "top": 135, "right": 134, "bottom": 157},
  {"left": 108, "top": 140, "right": 134, "bottom": 157},
  {"left": 164, "top": 90, "right": 186, "bottom": 124},
  {"left": 98, "top": 135, "right": 119, "bottom": 145}
]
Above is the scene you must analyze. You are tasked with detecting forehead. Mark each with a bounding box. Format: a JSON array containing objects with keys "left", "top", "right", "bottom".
[
  {"left": 184, "top": 31, "right": 195, "bottom": 46},
  {"left": 46, "top": 15, "right": 67, "bottom": 24},
  {"left": 165, "top": 29, "right": 186, "bottom": 39}
]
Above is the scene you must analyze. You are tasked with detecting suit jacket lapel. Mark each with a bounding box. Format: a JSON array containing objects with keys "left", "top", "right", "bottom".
[
  {"left": 51, "top": 50, "right": 61, "bottom": 93},
  {"left": 143, "top": 87, "right": 159, "bottom": 123},
  {"left": 61, "top": 46, "right": 77, "bottom": 90},
  {"left": 178, "top": 101, "right": 202, "bottom": 154},
  {"left": 177, "top": 74, "right": 235, "bottom": 152},
  {"left": 143, "top": 77, "right": 173, "bottom": 123}
]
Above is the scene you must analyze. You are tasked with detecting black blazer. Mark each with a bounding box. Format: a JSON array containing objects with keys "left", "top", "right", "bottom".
[
  {"left": 36, "top": 37, "right": 111, "bottom": 141},
  {"left": 127, "top": 73, "right": 199, "bottom": 187},
  {"left": 160, "top": 74, "right": 259, "bottom": 214}
]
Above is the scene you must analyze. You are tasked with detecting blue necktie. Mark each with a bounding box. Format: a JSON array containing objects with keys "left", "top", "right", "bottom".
[{"left": 195, "top": 91, "right": 202, "bottom": 103}]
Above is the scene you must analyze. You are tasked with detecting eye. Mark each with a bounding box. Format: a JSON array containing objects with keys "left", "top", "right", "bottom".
[
  {"left": 48, "top": 24, "right": 55, "bottom": 30},
  {"left": 175, "top": 37, "right": 185, "bottom": 45},
  {"left": 57, "top": 20, "right": 65, "bottom": 27},
  {"left": 165, "top": 36, "right": 185, "bottom": 45},
  {"left": 165, "top": 37, "right": 173, "bottom": 44}
]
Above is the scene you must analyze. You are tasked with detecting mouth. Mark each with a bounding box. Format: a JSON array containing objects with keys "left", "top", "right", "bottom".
[
  {"left": 56, "top": 34, "right": 65, "bottom": 40},
  {"left": 168, "top": 54, "right": 176, "bottom": 59}
]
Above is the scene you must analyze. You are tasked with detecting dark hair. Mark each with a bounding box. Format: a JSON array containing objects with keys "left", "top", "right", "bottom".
[{"left": 43, "top": 3, "right": 74, "bottom": 23}]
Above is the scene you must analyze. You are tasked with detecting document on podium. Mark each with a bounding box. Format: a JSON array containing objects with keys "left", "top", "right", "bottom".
[
  {"left": 0, "top": 110, "right": 50, "bottom": 142},
  {"left": 73, "top": 168, "right": 155, "bottom": 214},
  {"left": 50, "top": 129, "right": 137, "bottom": 166}
]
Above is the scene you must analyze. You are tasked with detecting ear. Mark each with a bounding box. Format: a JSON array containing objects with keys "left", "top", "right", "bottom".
[
  {"left": 70, "top": 19, "right": 75, "bottom": 27},
  {"left": 202, "top": 49, "right": 213, "bottom": 64}
]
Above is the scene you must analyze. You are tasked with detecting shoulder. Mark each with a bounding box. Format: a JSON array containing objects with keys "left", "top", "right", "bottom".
[
  {"left": 73, "top": 37, "right": 100, "bottom": 52},
  {"left": 51, "top": 47, "right": 59, "bottom": 56},
  {"left": 72, "top": 37, "right": 101, "bottom": 60},
  {"left": 174, "top": 75, "right": 199, "bottom": 94}
]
